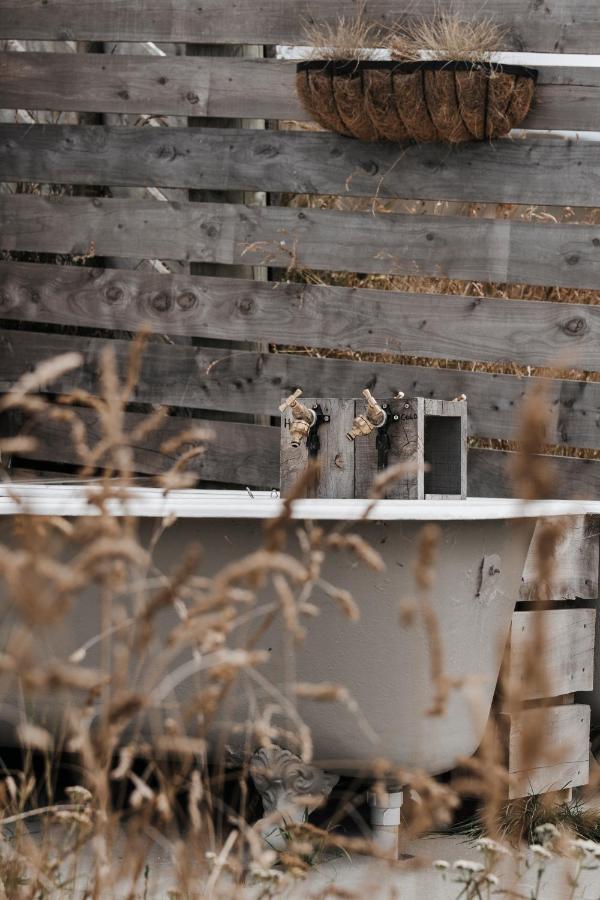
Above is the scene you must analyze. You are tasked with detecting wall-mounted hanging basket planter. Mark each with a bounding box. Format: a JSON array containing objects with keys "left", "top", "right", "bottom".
[{"left": 296, "top": 60, "right": 537, "bottom": 144}]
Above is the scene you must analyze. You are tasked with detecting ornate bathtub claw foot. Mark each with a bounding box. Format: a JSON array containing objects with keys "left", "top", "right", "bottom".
[
  {"left": 368, "top": 787, "right": 404, "bottom": 857},
  {"left": 250, "top": 746, "right": 338, "bottom": 851}
]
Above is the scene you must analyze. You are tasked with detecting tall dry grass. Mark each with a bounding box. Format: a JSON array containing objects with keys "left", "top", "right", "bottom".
[
  {"left": 387, "top": 13, "right": 508, "bottom": 62},
  {"left": 303, "top": 7, "right": 510, "bottom": 62},
  {"left": 0, "top": 343, "right": 597, "bottom": 897}
]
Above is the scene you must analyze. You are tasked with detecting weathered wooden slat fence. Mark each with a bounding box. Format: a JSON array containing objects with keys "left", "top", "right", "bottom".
[{"left": 1, "top": 0, "right": 600, "bottom": 496}]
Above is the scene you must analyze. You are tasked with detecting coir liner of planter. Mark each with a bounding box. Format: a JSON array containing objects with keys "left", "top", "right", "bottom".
[{"left": 296, "top": 60, "right": 538, "bottom": 143}]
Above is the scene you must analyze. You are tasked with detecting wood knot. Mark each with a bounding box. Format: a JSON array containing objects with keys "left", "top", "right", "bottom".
[
  {"left": 359, "top": 160, "right": 379, "bottom": 176},
  {"left": 152, "top": 292, "right": 172, "bottom": 313},
  {"left": 255, "top": 144, "right": 279, "bottom": 159},
  {"left": 105, "top": 286, "right": 124, "bottom": 305},
  {"left": 334, "top": 454, "right": 345, "bottom": 469},
  {"left": 157, "top": 144, "right": 177, "bottom": 161},
  {"left": 562, "top": 316, "right": 587, "bottom": 336},
  {"left": 176, "top": 291, "right": 197, "bottom": 310}
]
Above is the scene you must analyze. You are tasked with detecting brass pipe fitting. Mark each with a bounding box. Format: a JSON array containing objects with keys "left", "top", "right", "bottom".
[
  {"left": 279, "top": 389, "right": 317, "bottom": 449},
  {"left": 346, "top": 389, "right": 387, "bottom": 441}
]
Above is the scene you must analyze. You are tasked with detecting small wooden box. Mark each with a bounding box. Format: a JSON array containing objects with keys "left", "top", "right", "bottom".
[{"left": 280, "top": 396, "right": 467, "bottom": 500}]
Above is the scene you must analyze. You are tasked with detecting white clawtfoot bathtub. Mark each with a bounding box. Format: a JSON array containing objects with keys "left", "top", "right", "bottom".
[{"left": 1, "top": 486, "right": 599, "bottom": 777}]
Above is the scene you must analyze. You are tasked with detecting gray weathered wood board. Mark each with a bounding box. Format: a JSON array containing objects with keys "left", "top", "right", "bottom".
[
  {"left": 3, "top": 195, "right": 600, "bottom": 291},
  {"left": 1, "top": 53, "right": 599, "bottom": 131},
  {"left": 509, "top": 609, "right": 595, "bottom": 700},
  {"left": 280, "top": 398, "right": 355, "bottom": 499},
  {"left": 1, "top": 1, "right": 599, "bottom": 51},
  {"left": 5, "top": 125, "right": 600, "bottom": 208},
  {"left": 520, "top": 515, "right": 599, "bottom": 601},
  {"left": 2, "top": 262, "right": 600, "bottom": 372},
  {"left": 354, "top": 397, "right": 422, "bottom": 500},
  {"left": 469, "top": 448, "right": 600, "bottom": 499},
  {"left": 5, "top": 406, "right": 279, "bottom": 487},
  {"left": 2, "top": 330, "right": 600, "bottom": 451},
  {"left": 503, "top": 704, "right": 590, "bottom": 798}
]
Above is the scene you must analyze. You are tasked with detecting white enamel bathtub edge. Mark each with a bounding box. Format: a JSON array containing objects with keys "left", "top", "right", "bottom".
[{"left": 1, "top": 485, "right": 600, "bottom": 520}]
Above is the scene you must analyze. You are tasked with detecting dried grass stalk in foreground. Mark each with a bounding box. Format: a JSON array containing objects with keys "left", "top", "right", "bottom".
[{"left": 0, "top": 348, "right": 597, "bottom": 897}]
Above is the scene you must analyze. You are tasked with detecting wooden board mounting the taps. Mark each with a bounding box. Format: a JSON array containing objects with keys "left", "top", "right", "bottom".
[{"left": 279, "top": 390, "right": 467, "bottom": 500}]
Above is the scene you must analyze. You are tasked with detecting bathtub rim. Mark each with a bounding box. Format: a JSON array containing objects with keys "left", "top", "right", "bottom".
[{"left": 0, "top": 485, "right": 599, "bottom": 521}]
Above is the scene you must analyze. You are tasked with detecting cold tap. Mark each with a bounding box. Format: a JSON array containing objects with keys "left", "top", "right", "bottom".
[{"left": 346, "top": 389, "right": 387, "bottom": 441}]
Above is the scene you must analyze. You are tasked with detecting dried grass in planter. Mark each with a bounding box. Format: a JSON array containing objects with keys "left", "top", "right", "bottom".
[{"left": 296, "top": 60, "right": 537, "bottom": 144}]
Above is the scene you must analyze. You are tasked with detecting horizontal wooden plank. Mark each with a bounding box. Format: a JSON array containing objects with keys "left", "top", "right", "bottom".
[
  {"left": 521, "top": 516, "right": 599, "bottom": 601},
  {"left": 5, "top": 407, "right": 279, "bottom": 487},
  {"left": 6, "top": 125, "right": 600, "bottom": 208},
  {"left": 3, "top": 195, "right": 600, "bottom": 291},
  {"left": 1, "top": 52, "right": 599, "bottom": 130},
  {"left": 2, "top": 329, "right": 600, "bottom": 451},
  {"left": 1, "top": 1, "right": 599, "bottom": 51},
  {"left": 469, "top": 448, "right": 600, "bottom": 500},
  {"left": 4, "top": 402, "right": 599, "bottom": 497},
  {"left": 504, "top": 704, "right": 590, "bottom": 798},
  {"left": 2, "top": 262, "right": 600, "bottom": 372},
  {"left": 509, "top": 609, "right": 596, "bottom": 700}
]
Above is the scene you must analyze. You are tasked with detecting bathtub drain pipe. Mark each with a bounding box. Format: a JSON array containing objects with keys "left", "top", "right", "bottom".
[{"left": 368, "top": 787, "right": 404, "bottom": 856}]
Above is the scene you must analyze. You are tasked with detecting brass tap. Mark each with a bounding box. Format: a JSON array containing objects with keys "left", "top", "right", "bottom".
[
  {"left": 346, "top": 389, "right": 387, "bottom": 441},
  {"left": 279, "top": 389, "right": 317, "bottom": 448}
]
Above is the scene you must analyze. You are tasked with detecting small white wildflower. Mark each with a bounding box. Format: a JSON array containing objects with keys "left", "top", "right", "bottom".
[
  {"left": 530, "top": 844, "right": 553, "bottom": 860},
  {"left": 570, "top": 838, "right": 600, "bottom": 856},
  {"left": 260, "top": 850, "right": 277, "bottom": 868},
  {"left": 249, "top": 862, "right": 284, "bottom": 882},
  {"left": 453, "top": 860, "right": 484, "bottom": 873},
  {"left": 475, "top": 837, "right": 509, "bottom": 855},
  {"left": 65, "top": 785, "right": 93, "bottom": 806},
  {"left": 433, "top": 859, "right": 450, "bottom": 870},
  {"left": 535, "top": 822, "right": 559, "bottom": 840}
]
